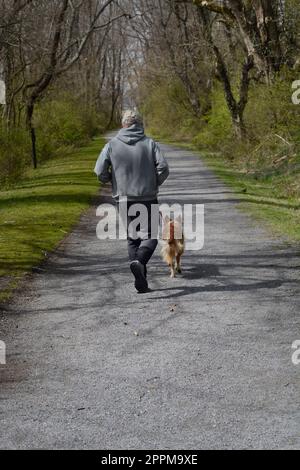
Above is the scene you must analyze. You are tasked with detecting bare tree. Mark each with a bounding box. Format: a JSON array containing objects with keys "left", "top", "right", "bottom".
[
  {"left": 5, "top": 0, "right": 129, "bottom": 167},
  {"left": 196, "top": 5, "right": 254, "bottom": 138},
  {"left": 181, "top": 0, "right": 284, "bottom": 82}
]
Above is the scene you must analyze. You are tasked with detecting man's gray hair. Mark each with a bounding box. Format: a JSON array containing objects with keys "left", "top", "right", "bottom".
[{"left": 122, "top": 109, "right": 143, "bottom": 127}]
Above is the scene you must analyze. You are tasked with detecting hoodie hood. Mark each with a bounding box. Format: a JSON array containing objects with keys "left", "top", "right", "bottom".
[{"left": 116, "top": 124, "right": 145, "bottom": 145}]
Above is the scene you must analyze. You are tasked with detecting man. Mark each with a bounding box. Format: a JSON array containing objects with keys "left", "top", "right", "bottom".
[{"left": 94, "top": 110, "right": 169, "bottom": 293}]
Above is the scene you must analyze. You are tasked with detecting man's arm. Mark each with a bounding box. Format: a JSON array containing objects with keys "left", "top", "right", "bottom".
[
  {"left": 153, "top": 141, "right": 169, "bottom": 186},
  {"left": 94, "top": 143, "right": 112, "bottom": 183}
]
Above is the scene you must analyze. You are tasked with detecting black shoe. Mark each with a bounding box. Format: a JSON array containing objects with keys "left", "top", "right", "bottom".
[{"left": 130, "top": 261, "right": 148, "bottom": 293}]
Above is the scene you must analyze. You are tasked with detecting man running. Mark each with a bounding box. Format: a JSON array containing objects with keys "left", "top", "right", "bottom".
[{"left": 94, "top": 110, "right": 169, "bottom": 293}]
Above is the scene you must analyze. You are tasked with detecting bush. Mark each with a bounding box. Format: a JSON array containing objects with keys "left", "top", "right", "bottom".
[
  {"left": 141, "top": 70, "right": 300, "bottom": 200},
  {"left": 140, "top": 76, "right": 202, "bottom": 141},
  {"left": 192, "top": 87, "right": 233, "bottom": 152},
  {"left": 191, "top": 73, "right": 300, "bottom": 198},
  {"left": 0, "top": 93, "right": 105, "bottom": 188},
  {"left": 0, "top": 127, "right": 31, "bottom": 187},
  {"left": 35, "top": 95, "right": 99, "bottom": 159}
]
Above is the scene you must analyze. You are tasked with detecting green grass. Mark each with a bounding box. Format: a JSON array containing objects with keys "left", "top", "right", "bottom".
[
  {"left": 200, "top": 153, "right": 300, "bottom": 243},
  {"left": 152, "top": 135, "right": 300, "bottom": 244},
  {"left": 0, "top": 137, "right": 104, "bottom": 303}
]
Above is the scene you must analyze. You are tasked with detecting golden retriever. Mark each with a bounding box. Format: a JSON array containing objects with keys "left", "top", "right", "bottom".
[{"left": 161, "top": 215, "right": 185, "bottom": 278}]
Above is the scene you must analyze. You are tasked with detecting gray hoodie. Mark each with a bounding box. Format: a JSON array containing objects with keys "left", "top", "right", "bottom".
[{"left": 94, "top": 125, "right": 169, "bottom": 201}]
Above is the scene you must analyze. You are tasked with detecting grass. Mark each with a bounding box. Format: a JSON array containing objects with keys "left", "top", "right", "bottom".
[
  {"left": 152, "top": 135, "right": 300, "bottom": 244},
  {"left": 0, "top": 137, "right": 104, "bottom": 303},
  {"left": 200, "top": 152, "right": 300, "bottom": 243}
]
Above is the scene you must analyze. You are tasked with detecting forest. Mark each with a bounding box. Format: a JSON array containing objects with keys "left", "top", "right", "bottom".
[{"left": 1, "top": 1, "right": 299, "bottom": 186}]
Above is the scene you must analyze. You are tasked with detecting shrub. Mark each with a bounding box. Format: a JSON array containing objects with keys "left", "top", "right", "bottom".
[
  {"left": 0, "top": 127, "right": 31, "bottom": 187},
  {"left": 193, "top": 86, "right": 233, "bottom": 153},
  {"left": 36, "top": 96, "right": 91, "bottom": 155},
  {"left": 142, "top": 70, "right": 300, "bottom": 200},
  {"left": 0, "top": 93, "right": 105, "bottom": 187},
  {"left": 140, "top": 76, "right": 201, "bottom": 141}
]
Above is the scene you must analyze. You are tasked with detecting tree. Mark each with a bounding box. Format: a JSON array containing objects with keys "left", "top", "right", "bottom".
[
  {"left": 1, "top": 0, "right": 130, "bottom": 168},
  {"left": 24, "top": 0, "right": 128, "bottom": 168},
  {"left": 185, "top": 0, "right": 283, "bottom": 82},
  {"left": 196, "top": 5, "right": 254, "bottom": 138}
]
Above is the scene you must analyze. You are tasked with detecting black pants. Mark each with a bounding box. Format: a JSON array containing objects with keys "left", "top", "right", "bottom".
[{"left": 119, "top": 199, "right": 159, "bottom": 266}]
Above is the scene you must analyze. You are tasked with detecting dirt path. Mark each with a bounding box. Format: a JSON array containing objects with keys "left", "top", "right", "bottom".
[{"left": 0, "top": 142, "right": 299, "bottom": 449}]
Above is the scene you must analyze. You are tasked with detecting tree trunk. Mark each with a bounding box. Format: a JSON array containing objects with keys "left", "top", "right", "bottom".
[
  {"left": 214, "top": 45, "right": 253, "bottom": 140},
  {"left": 232, "top": 112, "right": 246, "bottom": 141},
  {"left": 26, "top": 102, "right": 37, "bottom": 169},
  {"left": 252, "top": 0, "right": 282, "bottom": 74},
  {"left": 181, "top": 74, "right": 202, "bottom": 117},
  {"left": 197, "top": 7, "right": 253, "bottom": 139}
]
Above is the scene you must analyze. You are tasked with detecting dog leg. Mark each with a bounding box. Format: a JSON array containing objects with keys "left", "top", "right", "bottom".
[
  {"left": 170, "top": 260, "right": 176, "bottom": 278},
  {"left": 176, "top": 255, "right": 182, "bottom": 274}
]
